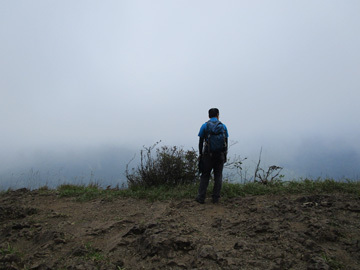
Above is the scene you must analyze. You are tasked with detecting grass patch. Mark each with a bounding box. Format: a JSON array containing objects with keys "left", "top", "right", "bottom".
[
  {"left": 53, "top": 178, "right": 360, "bottom": 202},
  {"left": 321, "top": 253, "right": 344, "bottom": 270},
  {"left": 0, "top": 243, "right": 19, "bottom": 256},
  {"left": 57, "top": 182, "right": 199, "bottom": 202},
  {"left": 57, "top": 183, "right": 106, "bottom": 201},
  {"left": 84, "top": 242, "right": 106, "bottom": 262}
]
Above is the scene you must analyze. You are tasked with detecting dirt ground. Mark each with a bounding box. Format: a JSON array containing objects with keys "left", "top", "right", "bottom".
[{"left": 1, "top": 189, "right": 360, "bottom": 270}]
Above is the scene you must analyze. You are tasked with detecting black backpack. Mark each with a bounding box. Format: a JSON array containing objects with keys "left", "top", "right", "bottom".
[{"left": 205, "top": 120, "right": 226, "bottom": 154}]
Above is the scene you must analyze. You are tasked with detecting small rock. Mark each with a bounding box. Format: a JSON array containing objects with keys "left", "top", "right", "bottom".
[
  {"left": 198, "top": 245, "right": 217, "bottom": 260},
  {"left": 30, "top": 263, "right": 52, "bottom": 270},
  {"left": 307, "top": 256, "right": 329, "bottom": 270},
  {"left": 12, "top": 223, "right": 30, "bottom": 230},
  {"left": 167, "top": 260, "right": 187, "bottom": 269},
  {"left": 304, "top": 239, "right": 316, "bottom": 250},
  {"left": 54, "top": 238, "right": 66, "bottom": 244},
  {"left": 2, "top": 253, "right": 20, "bottom": 263},
  {"left": 212, "top": 218, "right": 222, "bottom": 228},
  {"left": 71, "top": 246, "right": 87, "bottom": 257},
  {"left": 114, "top": 260, "right": 124, "bottom": 267},
  {"left": 123, "top": 225, "right": 146, "bottom": 237},
  {"left": 234, "top": 241, "right": 247, "bottom": 250},
  {"left": 174, "top": 237, "right": 193, "bottom": 251}
]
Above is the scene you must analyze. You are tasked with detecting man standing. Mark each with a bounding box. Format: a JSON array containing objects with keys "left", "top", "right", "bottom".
[{"left": 196, "top": 108, "right": 229, "bottom": 204}]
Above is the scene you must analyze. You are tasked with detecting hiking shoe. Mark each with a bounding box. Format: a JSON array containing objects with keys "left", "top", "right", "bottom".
[
  {"left": 211, "top": 198, "right": 219, "bottom": 204},
  {"left": 195, "top": 198, "right": 205, "bottom": 204}
]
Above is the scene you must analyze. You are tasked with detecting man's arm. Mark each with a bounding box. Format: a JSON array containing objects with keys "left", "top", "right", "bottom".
[
  {"left": 199, "top": 137, "right": 204, "bottom": 156},
  {"left": 224, "top": 137, "right": 228, "bottom": 162}
]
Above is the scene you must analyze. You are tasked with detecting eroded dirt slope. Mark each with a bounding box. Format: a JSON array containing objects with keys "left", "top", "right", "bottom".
[{"left": 1, "top": 189, "right": 360, "bottom": 269}]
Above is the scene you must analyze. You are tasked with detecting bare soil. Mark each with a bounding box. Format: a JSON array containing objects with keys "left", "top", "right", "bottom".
[{"left": 1, "top": 188, "right": 360, "bottom": 269}]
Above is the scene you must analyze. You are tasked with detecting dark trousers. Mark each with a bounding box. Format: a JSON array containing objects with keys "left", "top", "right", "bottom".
[{"left": 197, "top": 153, "right": 225, "bottom": 202}]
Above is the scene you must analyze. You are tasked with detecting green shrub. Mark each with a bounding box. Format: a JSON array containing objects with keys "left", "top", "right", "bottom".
[{"left": 126, "top": 142, "right": 198, "bottom": 188}]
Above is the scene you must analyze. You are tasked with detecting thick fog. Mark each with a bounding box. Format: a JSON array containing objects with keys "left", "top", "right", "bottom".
[{"left": 1, "top": 1, "right": 360, "bottom": 189}]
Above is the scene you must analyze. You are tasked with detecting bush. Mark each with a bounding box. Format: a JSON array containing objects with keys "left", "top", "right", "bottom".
[{"left": 126, "top": 142, "right": 198, "bottom": 188}]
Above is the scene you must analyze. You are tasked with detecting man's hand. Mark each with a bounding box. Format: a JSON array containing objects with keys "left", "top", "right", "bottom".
[{"left": 198, "top": 154, "right": 203, "bottom": 174}]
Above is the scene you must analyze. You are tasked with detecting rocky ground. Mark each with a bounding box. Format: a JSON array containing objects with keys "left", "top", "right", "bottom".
[{"left": 1, "top": 188, "right": 360, "bottom": 269}]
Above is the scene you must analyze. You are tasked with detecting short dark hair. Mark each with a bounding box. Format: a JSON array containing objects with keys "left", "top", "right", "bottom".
[{"left": 208, "top": 108, "right": 219, "bottom": 118}]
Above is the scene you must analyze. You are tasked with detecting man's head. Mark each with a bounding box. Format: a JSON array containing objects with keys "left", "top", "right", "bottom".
[{"left": 208, "top": 108, "right": 219, "bottom": 119}]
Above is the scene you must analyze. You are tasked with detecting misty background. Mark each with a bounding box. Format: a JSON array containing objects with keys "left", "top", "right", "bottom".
[{"left": 1, "top": 1, "right": 360, "bottom": 190}]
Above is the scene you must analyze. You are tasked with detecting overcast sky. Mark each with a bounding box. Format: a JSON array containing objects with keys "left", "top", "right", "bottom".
[{"left": 1, "top": 1, "right": 360, "bottom": 187}]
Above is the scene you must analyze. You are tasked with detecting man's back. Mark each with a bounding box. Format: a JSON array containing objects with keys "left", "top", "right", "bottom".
[{"left": 196, "top": 108, "right": 228, "bottom": 204}]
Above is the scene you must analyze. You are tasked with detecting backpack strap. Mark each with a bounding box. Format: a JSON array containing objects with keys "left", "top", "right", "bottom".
[{"left": 206, "top": 120, "right": 223, "bottom": 134}]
